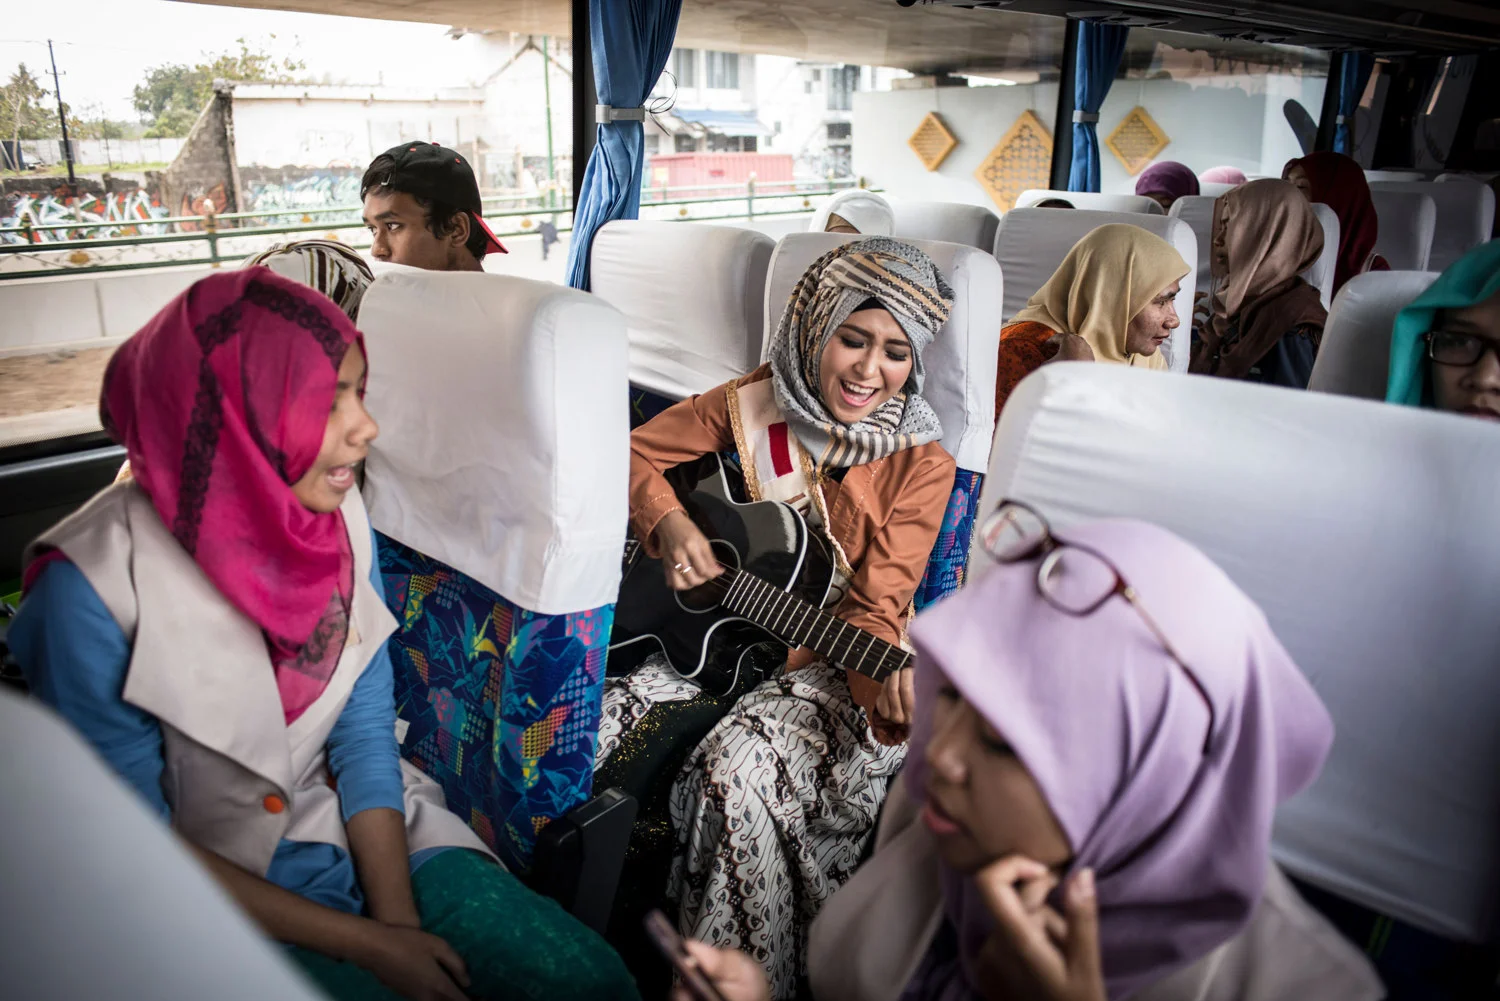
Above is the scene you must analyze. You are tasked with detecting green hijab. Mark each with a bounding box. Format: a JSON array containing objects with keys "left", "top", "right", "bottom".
[{"left": 1387, "top": 241, "right": 1500, "bottom": 407}]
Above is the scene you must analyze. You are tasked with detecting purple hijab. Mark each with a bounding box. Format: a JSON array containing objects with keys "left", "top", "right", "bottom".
[
  {"left": 903, "top": 518, "right": 1333, "bottom": 1001},
  {"left": 1135, "top": 161, "right": 1200, "bottom": 202}
]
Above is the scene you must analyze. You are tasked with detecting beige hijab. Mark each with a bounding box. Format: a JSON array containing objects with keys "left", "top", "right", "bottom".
[
  {"left": 1010, "top": 224, "right": 1189, "bottom": 371},
  {"left": 1192, "top": 179, "right": 1325, "bottom": 379}
]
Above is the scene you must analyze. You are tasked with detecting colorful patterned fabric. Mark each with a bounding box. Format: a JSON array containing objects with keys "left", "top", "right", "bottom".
[
  {"left": 912, "top": 468, "right": 982, "bottom": 613},
  {"left": 377, "top": 534, "right": 612, "bottom": 871},
  {"left": 629, "top": 386, "right": 678, "bottom": 429}
]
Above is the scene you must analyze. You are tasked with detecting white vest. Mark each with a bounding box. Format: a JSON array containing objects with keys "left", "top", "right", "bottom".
[{"left": 30, "top": 482, "right": 493, "bottom": 876}]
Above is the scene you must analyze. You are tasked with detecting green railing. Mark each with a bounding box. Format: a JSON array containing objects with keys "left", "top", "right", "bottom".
[{"left": 0, "top": 178, "right": 865, "bottom": 280}]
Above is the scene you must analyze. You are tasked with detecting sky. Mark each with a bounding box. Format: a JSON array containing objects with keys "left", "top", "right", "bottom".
[{"left": 0, "top": 0, "right": 478, "bottom": 123}]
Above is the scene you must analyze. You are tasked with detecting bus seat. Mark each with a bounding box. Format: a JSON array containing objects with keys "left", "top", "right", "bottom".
[
  {"left": 1369, "top": 180, "right": 1496, "bottom": 272},
  {"left": 1170, "top": 197, "right": 1339, "bottom": 309},
  {"left": 1308, "top": 271, "right": 1439, "bottom": 400},
  {"left": 1014, "top": 189, "right": 1166, "bottom": 215},
  {"left": 0, "top": 691, "right": 328, "bottom": 1001},
  {"left": 590, "top": 221, "right": 774, "bottom": 426},
  {"left": 890, "top": 199, "right": 1001, "bottom": 252},
  {"left": 993, "top": 208, "right": 1196, "bottom": 372},
  {"left": 977, "top": 362, "right": 1500, "bottom": 947},
  {"left": 1365, "top": 169, "right": 1430, "bottom": 183},
  {"left": 762, "top": 232, "right": 1000, "bottom": 607},
  {"left": 1368, "top": 189, "right": 1438, "bottom": 271},
  {"left": 1198, "top": 181, "right": 1239, "bottom": 197},
  {"left": 358, "top": 268, "right": 631, "bottom": 874}
]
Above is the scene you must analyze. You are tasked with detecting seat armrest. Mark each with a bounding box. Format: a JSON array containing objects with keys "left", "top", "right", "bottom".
[{"left": 525, "top": 787, "right": 639, "bottom": 934}]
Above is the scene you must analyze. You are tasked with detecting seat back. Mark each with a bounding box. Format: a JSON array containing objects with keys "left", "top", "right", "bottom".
[
  {"left": 1369, "top": 180, "right": 1496, "bottom": 272},
  {"left": 1308, "top": 270, "right": 1439, "bottom": 400},
  {"left": 1169, "top": 197, "right": 1340, "bottom": 309},
  {"left": 590, "top": 220, "right": 774, "bottom": 424},
  {"left": 1365, "top": 169, "right": 1430, "bottom": 182},
  {"left": 890, "top": 200, "right": 1000, "bottom": 252},
  {"left": 360, "top": 268, "right": 630, "bottom": 870},
  {"left": 1014, "top": 189, "right": 1166, "bottom": 215},
  {"left": 992, "top": 208, "right": 1196, "bottom": 372},
  {"left": 1368, "top": 189, "right": 1438, "bottom": 271},
  {"left": 762, "top": 233, "right": 1001, "bottom": 607},
  {"left": 1198, "top": 181, "right": 1238, "bottom": 197},
  {"left": 978, "top": 363, "right": 1500, "bottom": 944}
]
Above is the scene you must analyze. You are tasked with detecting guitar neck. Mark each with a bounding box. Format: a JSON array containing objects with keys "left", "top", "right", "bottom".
[{"left": 717, "top": 566, "right": 909, "bottom": 683}]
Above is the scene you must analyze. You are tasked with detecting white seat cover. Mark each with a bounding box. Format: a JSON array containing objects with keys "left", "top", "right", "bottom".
[
  {"left": 590, "top": 220, "right": 773, "bottom": 400},
  {"left": 1368, "top": 190, "right": 1438, "bottom": 272},
  {"left": 761, "top": 233, "right": 1000, "bottom": 473},
  {"left": 1170, "top": 197, "right": 1339, "bottom": 309},
  {"left": 993, "top": 208, "right": 1196, "bottom": 372},
  {"left": 977, "top": 363, "right": 1500, "bottom": 943},
  {"left": 1015, "top": 189, "right": 1165, "bottom": 215},
  {"left": 889, "top": 200, "right": 1000, "bottom": 252},
  {"left": 1198, "top": 181, "right": 1238, "bottom": 197},
  {"left": 360, "top": 269, "right": 629, "bottom": 615},
  {"left": 0, "top": 692, "right": 327, "bottom": 1001},
  {"left": 1369, "top": 180, "right": 1496, "bottom": 272},
  {"left": 1309, "top": 270, "right": 1439, "bottom": 400},
  {"left": 1365, "top": 169, "right": 1430, "bottom": 182},
  {"left": 808, "top": 189, "right": 895, "bottom": 236}
]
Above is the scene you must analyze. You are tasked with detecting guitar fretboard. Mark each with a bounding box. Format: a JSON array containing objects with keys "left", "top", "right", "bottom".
[{"left": 716, "top": 565, "right": 908, "bottom": 683}]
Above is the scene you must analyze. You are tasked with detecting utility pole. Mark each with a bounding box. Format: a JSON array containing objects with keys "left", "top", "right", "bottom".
[
  {"left": 47, "top": 39, "right": 76, "bottom": 189},
  {"left": 541, "top": 36, "right": 557, "bottom": 210}
]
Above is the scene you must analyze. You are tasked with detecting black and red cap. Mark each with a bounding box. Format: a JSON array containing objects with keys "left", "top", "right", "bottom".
[{"left": 364, "top": 141, "right": 507, "bottom": 255}]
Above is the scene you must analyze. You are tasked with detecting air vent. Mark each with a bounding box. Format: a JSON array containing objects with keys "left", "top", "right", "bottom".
[{"left": 1069, "top": 9, "right": 1177, "bottom": 28}]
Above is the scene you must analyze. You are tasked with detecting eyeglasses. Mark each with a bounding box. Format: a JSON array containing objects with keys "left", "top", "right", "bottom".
[
  {"left": 978, "top": 500, "right": 1215, "bottom": 753},
  {"left": 1424, "top": 330, "right": 1500, "bottom": 368}
]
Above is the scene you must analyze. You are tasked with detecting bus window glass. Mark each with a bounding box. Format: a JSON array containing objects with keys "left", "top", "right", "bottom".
[{"left": 1098, "top": 31, "right": 1330, "bottom": 192}]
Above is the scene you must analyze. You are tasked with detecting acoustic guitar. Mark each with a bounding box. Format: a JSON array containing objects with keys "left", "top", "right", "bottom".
[{"left": 608, "top": 454, "right": 909, "bottom": 697}]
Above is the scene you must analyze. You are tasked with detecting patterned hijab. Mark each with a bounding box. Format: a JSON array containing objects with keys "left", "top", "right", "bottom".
[
  {"left": 905, "top": 519, "right": 1333, "bottom": 1001},
  {"left": 1010, "top": 224, "right": 1189, "bottom": 371},
  {"left": 769, "top": 238, "right": 953, "bottom": 469},
  {"left": 1386, "top": 240, "right": 1500, "bottom": 407},
  {"left": 100, "top": 268, "right": 365, "bottom": 723},
  {"left": 243, "top": 239, "right": 375, "bottom": 321}
]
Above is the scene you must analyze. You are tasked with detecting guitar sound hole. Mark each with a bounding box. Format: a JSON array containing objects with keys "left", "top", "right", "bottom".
[{"left": 674, "top": 539, "right": 741, "bottom": 614}]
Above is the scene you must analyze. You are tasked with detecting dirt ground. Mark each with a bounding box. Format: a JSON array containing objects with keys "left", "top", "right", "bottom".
[{"left": 0, "top": 346, "right": 115, "bottom": 419}]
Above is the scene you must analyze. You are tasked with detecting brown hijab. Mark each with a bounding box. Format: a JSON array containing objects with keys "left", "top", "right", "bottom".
[{"left": 1191, "top": 179, "right": 1326, "bottom": 379}]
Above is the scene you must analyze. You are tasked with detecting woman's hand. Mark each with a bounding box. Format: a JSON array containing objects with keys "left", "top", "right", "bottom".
[
  {"left": 669, "top": 939, "right": 771, "bottom": 1001},
  {"left": 1049, "top": 333, "right": 1096, "bottom": 363},
  {"left": 871, "top": 667, "right": 916, "bottom": 746},
  {"left": 972, "top": 855, "right": 1105, "bottom": 1001},
  {"left": 357, "top": 924, "right": 472, "bottom": 1001},
  {"left": 653, "top": 510, "right": 723, "bottom": 592}
]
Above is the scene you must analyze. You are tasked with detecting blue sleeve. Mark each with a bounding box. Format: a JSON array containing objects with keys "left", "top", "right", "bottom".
[
  {"left": 9, "top": 561, "right": 170, "bottom": 820},
  {"left": 326, "top": 530, "right": 405, "bottom": 823}
]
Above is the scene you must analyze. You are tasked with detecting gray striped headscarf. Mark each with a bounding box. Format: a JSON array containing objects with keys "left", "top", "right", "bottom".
[
  {"left": 242, "top": 239, "right": 374, "bottom": 322},
  {"left": 770, "top": 238, "right": 954, "bottom": 469}
]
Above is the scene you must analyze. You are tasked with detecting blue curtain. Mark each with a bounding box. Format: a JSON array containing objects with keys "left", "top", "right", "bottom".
[
  {"left": 1068, "top": 21, "right": 1129, "bottom": 193},
  {"left": 565, "top": 0, "right": 684, "bottom": 290},
  {"left": 1333, "top": 52, "right": 1374, "bottom": 155}
]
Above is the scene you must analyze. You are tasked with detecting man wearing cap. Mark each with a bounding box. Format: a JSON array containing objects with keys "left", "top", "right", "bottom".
[{"left": 360, "top": 141, "right": 508, "bottom": 271}]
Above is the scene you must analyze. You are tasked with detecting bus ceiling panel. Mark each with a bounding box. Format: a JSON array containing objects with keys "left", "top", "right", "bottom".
[{"left": 927, "top": 0, "right": 1500, "bottom": 52}]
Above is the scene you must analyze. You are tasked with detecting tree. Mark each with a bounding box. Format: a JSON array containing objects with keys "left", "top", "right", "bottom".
[
  {"left": 133, "top": 38, "right": 303, "bottom": 138},
  {"left": 2, "top": 63, "right": 62, "bottom": 167}
]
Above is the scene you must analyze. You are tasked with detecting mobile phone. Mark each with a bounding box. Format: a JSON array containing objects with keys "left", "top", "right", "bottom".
[{"left": 643, "top": 909, "right": 730, "bottom": 1001}]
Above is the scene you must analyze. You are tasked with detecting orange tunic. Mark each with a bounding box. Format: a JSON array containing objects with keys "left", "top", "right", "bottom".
[
  {"left": 994, "top": 321, "right": 1061, "bottom": 422},
  {"left": 628, "top": 364, "right": 955, "bottom": 714}
]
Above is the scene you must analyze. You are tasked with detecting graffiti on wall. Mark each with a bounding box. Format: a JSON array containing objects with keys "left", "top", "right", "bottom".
[
  {"left": 244, "top": 172, "right": 363, "bottom": 222},
  {"left": 1, "top": 188, "right": 168, "bottom": 244}
]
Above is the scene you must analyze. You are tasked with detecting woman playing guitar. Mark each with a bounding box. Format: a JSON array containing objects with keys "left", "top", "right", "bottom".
[{"left": 595, "top": 238, "right": 957, "bottom": 999}]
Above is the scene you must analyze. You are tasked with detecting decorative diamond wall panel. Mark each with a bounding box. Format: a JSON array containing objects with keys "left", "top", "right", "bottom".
[
  {"left": 908, "top": 112, "right": 959, "bottom": 171},
  {"left": 974, "top": 110, "right": 1053, "bottom": 211},
  {"left": 1106, "top": 106, "right": 1170, "bottom": 176}
]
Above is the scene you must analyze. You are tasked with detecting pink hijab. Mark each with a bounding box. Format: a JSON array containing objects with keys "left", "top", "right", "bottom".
[
  {"left": 99, "top": 268, "right": 364, "bottom": 723},
  {"left": 905, "top": 518, "right": 1333, "bottom": 1001},
  {"left": 1199, "top": 166, "right": 1248, "bottom": 185}
]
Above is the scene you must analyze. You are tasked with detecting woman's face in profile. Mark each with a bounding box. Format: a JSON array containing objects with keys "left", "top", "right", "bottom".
[{"left": 920, "top": 685, "right": 1071, "bottom": 875}]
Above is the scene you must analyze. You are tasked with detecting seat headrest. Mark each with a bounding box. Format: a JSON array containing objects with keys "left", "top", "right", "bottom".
[
  {"left": 980, "top": 362, "right": 1500, "bottom": 942},
  {"left": 1369, "top": 180, "right": 1497, "bottom": 272},
  {"left": 590, "top": 220, "right": 774, "bottom": 400},
  {"left": 1304, "top": 203, "right": 1341, "bottom": 309},
  {"left": 761, "top": 233, "right": 1000, "bottom": 473},
  {"left": 1015, "top": 189, "right": 1166, "bottom": 215},
  {"left": 889, "top": 200, "right": 1000, "bottom": 252},
  {"left": 359, "top": 269, "right": 629, "bottom": 614},
  {"left": 808, "top": 189, "right": 895, "bottom": 236},
  {"left": 1308, "top": 270, "right": 1439, "bottom": 400},
  {"left": 1197, "top": 181, "right": 1238, "bottom": 197},
  {"left": 1368, "top": 190, "right": 1437, "bottom": 272},
  {"left": 993, "top": 208, "right": 1197, "bottom": 372}
]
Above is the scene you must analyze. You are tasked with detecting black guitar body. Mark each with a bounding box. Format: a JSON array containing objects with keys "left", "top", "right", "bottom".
[{"left": 609, "top": 454, "right": 835, "bottom": 697}]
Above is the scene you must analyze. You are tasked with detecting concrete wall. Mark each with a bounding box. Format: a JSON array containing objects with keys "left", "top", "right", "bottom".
[
  {"left": 852, "top": 72, "right": 1323, "bottom": 207},
  {"left": 157, "top": 88, "right": 240, "bottom": 217}
]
